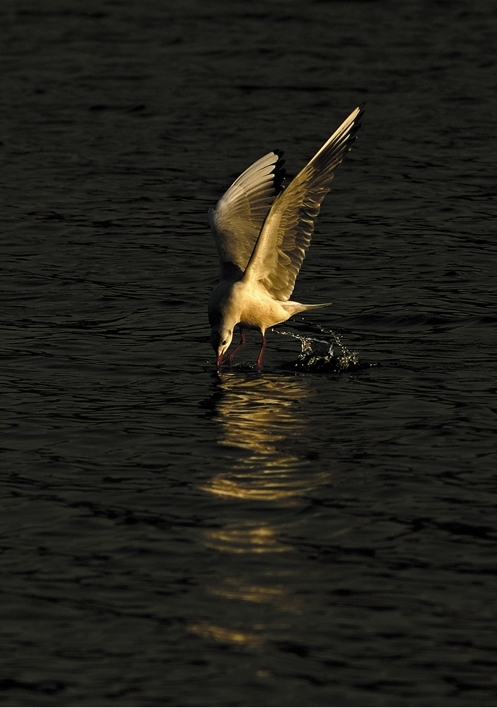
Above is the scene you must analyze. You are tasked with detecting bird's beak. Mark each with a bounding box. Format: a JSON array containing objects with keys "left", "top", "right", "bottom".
[{"left": 216, "top": 352, "right": 224, "bottom": 369}]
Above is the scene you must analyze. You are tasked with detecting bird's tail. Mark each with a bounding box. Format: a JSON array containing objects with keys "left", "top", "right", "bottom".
[{"left": 283, "top": 301, "right": 332, "bottom": 316}]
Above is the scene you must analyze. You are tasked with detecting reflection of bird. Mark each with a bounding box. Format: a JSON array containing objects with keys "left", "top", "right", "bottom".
[
  {"left": 208, "top": 104, "right": 364, "bottom": 369},
  {"left": 201, "top": 373, "right": 327, "bottom": 504}
]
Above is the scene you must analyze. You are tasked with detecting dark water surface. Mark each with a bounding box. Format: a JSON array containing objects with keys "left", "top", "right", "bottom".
[{"left": 2, "top": 0, "right": 497, "bottom": 705}]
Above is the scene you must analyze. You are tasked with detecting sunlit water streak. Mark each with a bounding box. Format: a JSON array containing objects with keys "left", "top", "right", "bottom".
[
  {"left": 200, "top": 373, "right": 327, "bottom": 505},
  {"left": 194, "top": 373, "right": 323, "bottom": 649}
]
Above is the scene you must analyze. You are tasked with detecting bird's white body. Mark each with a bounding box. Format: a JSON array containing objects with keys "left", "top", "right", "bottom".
[
  {"left": 208, "top": 105, "right": 364, "bottom": 368},
  {"left": 210, "top": 279, "right": 314, "bottom": 333}
]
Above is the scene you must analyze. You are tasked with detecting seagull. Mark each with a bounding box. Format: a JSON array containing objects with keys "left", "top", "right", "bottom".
[{"left": 208, "top": 104, "right": 364, "bottom": 369}]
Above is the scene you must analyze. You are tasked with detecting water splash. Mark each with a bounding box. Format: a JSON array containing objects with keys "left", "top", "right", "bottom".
[{"left": 274, "top": 324, "right": 360, "bottom": 372}]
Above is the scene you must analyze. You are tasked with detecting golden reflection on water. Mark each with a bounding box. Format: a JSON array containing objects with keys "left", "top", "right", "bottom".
[
  {"left": 201, "top": 372, "right": 327, "bottom": 507},
  {"left": 204, "top": 523, "right": 291, "bottom": 554},
  {"left": 191, "top": 372, "right": 324, "bottom": 648},
  {"left": 207, "top": 575, "right": 299, "bottom": 613},
  {"left": 188, "top": 622, "right": 263, "bottom": 648}
]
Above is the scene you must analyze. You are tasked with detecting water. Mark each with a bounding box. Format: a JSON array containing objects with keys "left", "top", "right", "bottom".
[
  {"left": 1, "top": 0, "right": 497, "bottom": 705},
  {"left": 274, "top": 323, "right": 362, "bottom": 371}
]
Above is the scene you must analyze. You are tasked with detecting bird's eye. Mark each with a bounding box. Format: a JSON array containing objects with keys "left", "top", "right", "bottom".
[{"left": 222, "top": 340, "right": 227, "bottom": 345}]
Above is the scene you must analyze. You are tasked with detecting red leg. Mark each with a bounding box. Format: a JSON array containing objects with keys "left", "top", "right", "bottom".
[
  {"left": 256, "top": 333, "right": 267, "bottom": 369},
  {"left": 227, "top": 331, "right": 246, "bottom": 365}
]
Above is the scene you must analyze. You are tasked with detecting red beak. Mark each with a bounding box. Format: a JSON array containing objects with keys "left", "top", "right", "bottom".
[{"left": 216, "top": 353, "right": 224, "bottom": 369}]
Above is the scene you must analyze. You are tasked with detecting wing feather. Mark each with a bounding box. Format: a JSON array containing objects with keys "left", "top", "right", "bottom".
[
  {"left": 243, "top": 105, "right": 364, "bottom": 300},
  {"left": 209, "top": 151, "right": 285, "bottom": 280}
]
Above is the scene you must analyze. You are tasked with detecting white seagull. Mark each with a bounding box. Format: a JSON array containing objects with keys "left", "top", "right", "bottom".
[{"left": 208, "top": 104, "right": 364, "bottom": 369}]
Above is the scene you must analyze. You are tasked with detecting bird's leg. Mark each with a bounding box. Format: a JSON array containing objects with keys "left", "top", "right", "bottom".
[
  {"left": 227, "top": 330, "right": 246, "bottom": 365},
  {"left": 256, "top": 333, "right": 267, "bottom": 369}
]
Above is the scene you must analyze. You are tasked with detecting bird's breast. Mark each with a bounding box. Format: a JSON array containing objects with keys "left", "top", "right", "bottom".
[{"left": 233, "top": 281, "right": 289, "bottom": 331}]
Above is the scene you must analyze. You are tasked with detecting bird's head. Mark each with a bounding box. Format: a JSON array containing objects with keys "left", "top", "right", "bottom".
[{"left": 210, "top": 325, "right": 233, "bottom": 368}]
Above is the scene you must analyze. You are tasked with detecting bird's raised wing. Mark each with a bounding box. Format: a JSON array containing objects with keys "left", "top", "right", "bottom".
[
  {"left": 242, "top": 105, "right": 364, "bottom": 300},
  {"left": 208, "top": 151, "right": 285, "bottom": 281}
]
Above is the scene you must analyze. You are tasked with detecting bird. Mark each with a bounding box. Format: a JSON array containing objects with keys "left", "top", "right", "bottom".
[{"left": 208, "top": 104, "right": 364, "bottom": 369}]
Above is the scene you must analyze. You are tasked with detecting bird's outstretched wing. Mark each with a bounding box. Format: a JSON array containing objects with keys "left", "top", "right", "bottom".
[
  {"left": 243, "top": 105, "right": 364, "bottom": 300},
  {"left": 208, "top": 151, "right": 285, "bottom": 281}
]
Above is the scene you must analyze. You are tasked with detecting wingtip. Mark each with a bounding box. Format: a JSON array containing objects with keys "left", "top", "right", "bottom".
[
  {"left": 353, "top": 103, "right": 365, "bottom": 124},
  {"left": 353, "top": 103, "right": 366, "bottom": 130},
  {"left": 345, "top": 103, "right": 366, "bottom": 146},
  {"left": 272, "top": 149, "right": 286, "bottom": 194}
]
